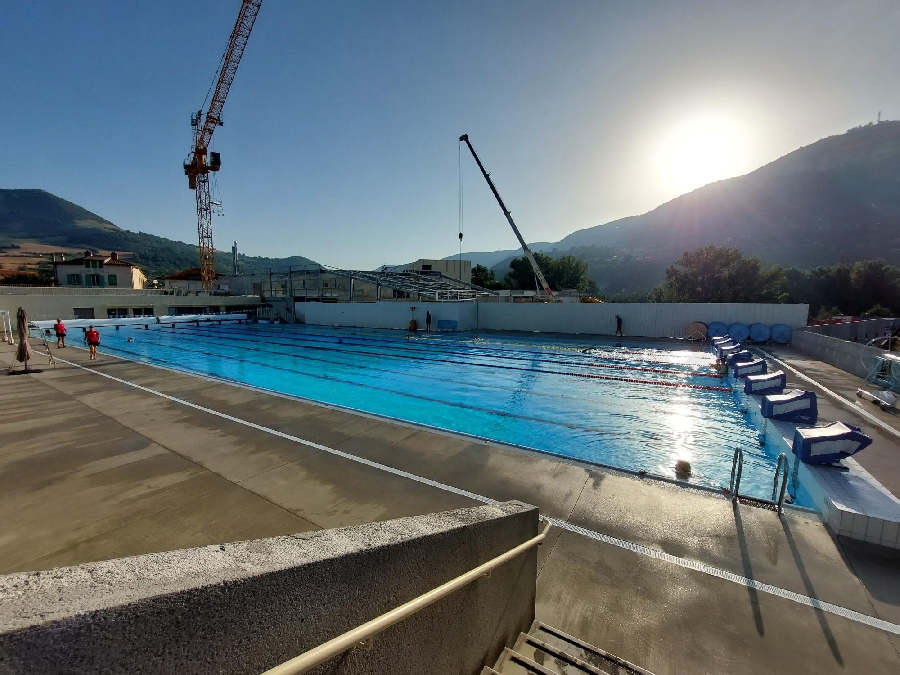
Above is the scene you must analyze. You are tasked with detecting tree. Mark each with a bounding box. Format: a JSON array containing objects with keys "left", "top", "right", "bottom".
[
  {"left": 648, "top": 246, "right": 786, "bottom": 303},
  {"left": 472, "top": 263, "right": 506, "bottom": 289},
  {"left": 502, "top": 252, "right": 600, "bottom": 295},
  {"left": 503, "top": 252, "right": 555, "bottom": 290}
]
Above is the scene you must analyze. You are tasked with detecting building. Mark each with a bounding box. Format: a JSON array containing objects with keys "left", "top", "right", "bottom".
[
  {"left": 53, "top": 251, "right": 146, "bottom": 289},
  {"left": 402, "top": 259, "right": 472, "bottom": 284},
  {"left": 160, "top": 268, "right": 228, "bottom": 293}
]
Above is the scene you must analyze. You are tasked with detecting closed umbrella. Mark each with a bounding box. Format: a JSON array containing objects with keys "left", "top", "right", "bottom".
[{"left": 15, "top": 307, "right": 32, "bottom": 372}]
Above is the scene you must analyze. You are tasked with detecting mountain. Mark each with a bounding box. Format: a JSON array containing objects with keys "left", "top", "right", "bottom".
[
  {"left": 0, "top": 189, "right": 316, "bottom": 279},
  {"left": 443, "top": 121, "right": 900, "bottom": 291}
]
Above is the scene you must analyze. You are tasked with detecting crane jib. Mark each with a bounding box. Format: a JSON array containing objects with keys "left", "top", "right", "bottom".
[
  {"left": 459, "top": 134, "right": 554, "bottom": 298},
  {"left": 186, "top": 0, "right": 263, "bottom": 289}
]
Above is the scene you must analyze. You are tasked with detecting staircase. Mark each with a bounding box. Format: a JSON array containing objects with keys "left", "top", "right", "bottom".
[{"left": 482, "top": 621, "right": 654, "bottom": 675}]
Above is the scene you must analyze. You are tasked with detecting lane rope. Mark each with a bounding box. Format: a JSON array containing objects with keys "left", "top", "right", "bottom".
[
  {"left": 174, "top": 324, "right": 722, "bottom": 379},
  {"left": 127, "top": 325, "right": 730, "bottom": 392},
  {"left": 43, "top": 353, "right": 900, "bottom": 637}
]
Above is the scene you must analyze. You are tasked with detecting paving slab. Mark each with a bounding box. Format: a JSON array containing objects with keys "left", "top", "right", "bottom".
[{"left": 536, "top": 530, "right": 899, "bottom": 675}]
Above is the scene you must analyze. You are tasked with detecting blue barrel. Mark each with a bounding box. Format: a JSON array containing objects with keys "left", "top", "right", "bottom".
[
  {"left": 707, "top": 321, "right": 728, "bottom": 338},
  {"left": 728, "top": 322, "right": 750, "bottom": 342},
  {"left": 770, "top": 324, "right": 793, "bottom": 344},
  {"left": 749, "top": 323, "right": 771, "bottom": 342}
]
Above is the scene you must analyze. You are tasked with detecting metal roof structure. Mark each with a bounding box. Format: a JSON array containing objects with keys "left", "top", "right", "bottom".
[{"left": 323, "top": 266, "right": 497, "bottom": 301}]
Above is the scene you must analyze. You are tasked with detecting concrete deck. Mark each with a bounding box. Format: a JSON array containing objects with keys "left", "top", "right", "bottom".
[{"left": 1, "top": 342, "right": 899, "bottom": 673}]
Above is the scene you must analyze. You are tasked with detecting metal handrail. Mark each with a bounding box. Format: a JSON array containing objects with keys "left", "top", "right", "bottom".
[
  {"left": 729, "top": 447, "right": 744, "bottom": 501},
  {"left": 772, "top": 453, "right": 790, "bottom": 514},
  {"left": 261, "top": 520, "right": 552, "bottom": 675}
]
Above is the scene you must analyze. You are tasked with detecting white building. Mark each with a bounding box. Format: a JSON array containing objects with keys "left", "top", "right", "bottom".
[{"left": 52, "top": 251, "right": 146, "bottom": 289}]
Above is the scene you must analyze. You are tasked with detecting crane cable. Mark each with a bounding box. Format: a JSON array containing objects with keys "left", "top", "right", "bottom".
[{"left": 458, "top": 141, "right": 464, "bottom": 274}]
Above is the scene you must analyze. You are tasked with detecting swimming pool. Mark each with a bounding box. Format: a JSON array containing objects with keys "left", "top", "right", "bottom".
[{"left": 94, "top": 322, "right": 813, "bottom": 506}]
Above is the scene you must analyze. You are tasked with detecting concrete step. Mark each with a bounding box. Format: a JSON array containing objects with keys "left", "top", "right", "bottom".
[
  {"left": 528, "top": 622, "right": 655, "bottom": 675},
  {"left": 511, "top": 632, "right": 610, "bottom": 674},
  {"left": 493, "top": 647, "right": 563, "bottom": 674}
]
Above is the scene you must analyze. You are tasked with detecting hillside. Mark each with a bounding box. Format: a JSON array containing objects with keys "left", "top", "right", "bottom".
[
  {"left": 556, "top": 121, "right": 900, "bottom": 267},
  {"left": 448, "top": 121, "right": 900, "bottom": 292},
  {"left": 0, "top": 189, "right": 316, "bottom": 280}
]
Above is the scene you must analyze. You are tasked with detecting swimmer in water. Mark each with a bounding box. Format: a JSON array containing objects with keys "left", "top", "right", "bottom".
[{"left": 126, "top": 337, "right": 134, "bottom": 343}]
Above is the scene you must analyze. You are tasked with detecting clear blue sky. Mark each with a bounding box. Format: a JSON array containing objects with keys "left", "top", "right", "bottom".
[{"left": 2, "top": 0, "right": 898, "bottom": 268}]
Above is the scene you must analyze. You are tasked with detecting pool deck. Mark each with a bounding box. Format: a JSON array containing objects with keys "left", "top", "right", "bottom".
[{"left": 1, "top": 341, "right": 899, "bottom": 673}]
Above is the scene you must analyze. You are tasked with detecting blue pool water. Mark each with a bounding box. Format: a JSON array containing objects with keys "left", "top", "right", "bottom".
[{"left": 94, "top": 322, "right": 813, "bottom": 506}]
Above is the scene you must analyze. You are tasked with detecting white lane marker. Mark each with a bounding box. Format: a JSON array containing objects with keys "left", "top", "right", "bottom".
[
  {"left": 759, "top": 349, "right": 900, "bottom": 441},
  {"left": 50, "top": 355, "right": 900, "bottom": 637}
]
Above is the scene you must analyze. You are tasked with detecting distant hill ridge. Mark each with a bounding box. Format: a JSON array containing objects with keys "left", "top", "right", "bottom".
[
  {"left": 446, "top": 121, "right": 900, "bottom": 273},
  {"left": 0, "top": 189, "right": 316, "bottom": 279}
]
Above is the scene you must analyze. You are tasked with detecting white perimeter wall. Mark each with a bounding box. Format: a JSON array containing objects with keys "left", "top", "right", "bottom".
[{"left": 300, "top": 302, "right": 809, "bottom": 338}]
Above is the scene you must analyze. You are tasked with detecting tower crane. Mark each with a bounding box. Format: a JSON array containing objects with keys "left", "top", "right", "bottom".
[
  {"left": 184, "top": 0, "right": 263, "bottom": 288},
  {"left": 458, "top": 134, "right": 554, "bottom": 299}
]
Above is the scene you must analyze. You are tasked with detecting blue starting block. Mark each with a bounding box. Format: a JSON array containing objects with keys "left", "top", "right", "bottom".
[
  {"left": 731, "top": 358, "right": 766, "bottom": 378},
  {"left": 761, "top": 390, "right": 818, "bottom": 424},
  {"left": 792, "top": 422, "right": 872, "bottom": 465},
  {"left": 744, "top": 370, "right": 786, "bottom": 395},
  {"left": 726, "top": 350, "right": 754, "bottom": 365}
]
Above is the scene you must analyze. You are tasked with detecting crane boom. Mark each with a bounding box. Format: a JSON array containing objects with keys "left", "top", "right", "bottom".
[
  {"left": 458, "top": 134, "right": 554, "bottom": 298},
  {"left": 184, "top": 0, "right": 263, "bottom": 288}
]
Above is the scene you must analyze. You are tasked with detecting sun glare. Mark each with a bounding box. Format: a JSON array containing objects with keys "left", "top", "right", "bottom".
[{"left": 654, "top": 115, "right": 750, "bottom": 197}]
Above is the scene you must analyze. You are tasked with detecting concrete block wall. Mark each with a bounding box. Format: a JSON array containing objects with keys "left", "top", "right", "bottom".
[
  {"left": 0, "top": 501, "right": 538, "bottom": 675},
  {"left": 0, "top": 289, "right": 261, "bottom": 322},
  {"left": 805, "top": 319, "right": 893, "bottom": 342},
  {"left": 791, "top": 329, "right": 882, "bottom": 379},
  {"left": 301, "top": 301, "right": 810, "bottom": 338}
]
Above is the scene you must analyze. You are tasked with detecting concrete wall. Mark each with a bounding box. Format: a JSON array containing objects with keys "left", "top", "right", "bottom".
[
  {"left": 0, "top": 288, "right": 261, "bottom": 322},
  {"left": 791, "top": 329, "right": 882, "bottom": 379},
  {"left": 301, "top": 301, "right": 809, "bottom": 338},
  {"left": 0, "top": 501, "right": 538, "bottom": 675},
  {"left": 805, "top": 318, "right": 894, "bottom": 342}
]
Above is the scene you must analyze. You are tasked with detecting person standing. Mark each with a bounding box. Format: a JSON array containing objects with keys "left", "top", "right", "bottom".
[
  {"left": 54, "top": 318, "right": 67, "bottom": 348},
  {"left": 426, "top": 310, "right": 432, "bottom": 332},
  {"left": 85, "top": 325, "right": 100, "bottom": 361},
  {"left": 615, "top": 314, "right": 623, "bottom": 337}
]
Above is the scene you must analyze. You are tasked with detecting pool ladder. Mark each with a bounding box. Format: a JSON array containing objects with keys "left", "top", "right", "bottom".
[{"left": 729, "top": 448, "right": 790, "bottom": 514}]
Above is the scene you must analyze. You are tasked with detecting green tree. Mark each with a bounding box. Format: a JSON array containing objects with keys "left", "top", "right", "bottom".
[
  {"left": 502, "top": 252, "right": 600, "bottom": 295},
  {"left": 472, "top": 263, "right": 507, "bottom": 290},
  {"left": 648, "top": 246, "right": 786, "bottom": 303}
]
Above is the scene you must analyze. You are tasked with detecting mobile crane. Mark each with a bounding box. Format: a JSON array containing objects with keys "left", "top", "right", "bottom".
[
  {"left": 458, "top": 134, "right": 554, "bottom": 298},
  {"left": 184, "top": 0, "right": 263, "bottom": 288}
]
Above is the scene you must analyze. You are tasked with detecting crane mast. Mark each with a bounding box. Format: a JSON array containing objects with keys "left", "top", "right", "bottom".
[
  {"left": 184, "top": 0, "right": 263, "bottom": 288},
  {"left": 458, "top": 134, "right": 554, "bottom": 298}
]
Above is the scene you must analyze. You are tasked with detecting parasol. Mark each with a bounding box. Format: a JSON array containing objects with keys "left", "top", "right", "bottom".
[{"left": 15, "top": 307, "right": 33, "bottom": 371}]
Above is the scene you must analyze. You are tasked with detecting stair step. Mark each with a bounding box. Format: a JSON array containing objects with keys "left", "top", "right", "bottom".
[
  {"left": 511, "top": 632, "right": 609, "bottom": 674},
  {"left": 480, "top": 668, "right": 503, "bottom": 675},
  {"left": 493, "top": 647, "right": 562, "bottom": 675},
  {"left": 528, "top": 622, "right": 655, "bottom": 675}
]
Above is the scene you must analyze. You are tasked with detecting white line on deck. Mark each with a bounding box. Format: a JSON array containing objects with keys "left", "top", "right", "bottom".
[{"left": 52, "top": 354, "right": 900, "bottom": 637}]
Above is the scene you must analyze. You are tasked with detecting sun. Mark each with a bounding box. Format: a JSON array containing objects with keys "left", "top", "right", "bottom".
[{"left": 654, "top": 115, "right": 750, "bottom": 196}]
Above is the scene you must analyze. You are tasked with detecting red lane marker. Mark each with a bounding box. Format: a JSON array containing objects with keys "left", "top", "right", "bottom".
[{"left": 585, "top": 362, "right": 722, "bottom": 379}]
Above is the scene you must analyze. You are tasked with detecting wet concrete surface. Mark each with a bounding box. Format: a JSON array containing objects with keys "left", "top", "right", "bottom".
[{"left": 1, "top": 342, "right": 898, "bottom": 673}]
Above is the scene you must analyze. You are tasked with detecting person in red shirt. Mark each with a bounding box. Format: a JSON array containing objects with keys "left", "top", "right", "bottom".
[
  {"left": 84, "top": 325, "right": 100, "bottom": 361},
  {"left": 54, "top": 318, "right": 67, "bottom": 349}
]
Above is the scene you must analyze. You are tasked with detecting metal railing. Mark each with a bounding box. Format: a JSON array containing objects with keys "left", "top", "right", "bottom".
[
  {"left": 261, "top": 520, "right": 552, "bottom": 675},
  {"left": 772, "top": 453, "right": 790, "bottom": 514},
  {"left": 729, "top": 447, "right": 744, "bottom": 500},
  {"left": 729, "top": 447, "right": 791, "bottom": 514}
]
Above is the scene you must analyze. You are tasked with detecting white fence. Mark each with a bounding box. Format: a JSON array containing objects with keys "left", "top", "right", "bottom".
[{"left": 300, "top": 302, "right": 809, "bottom": 338}]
